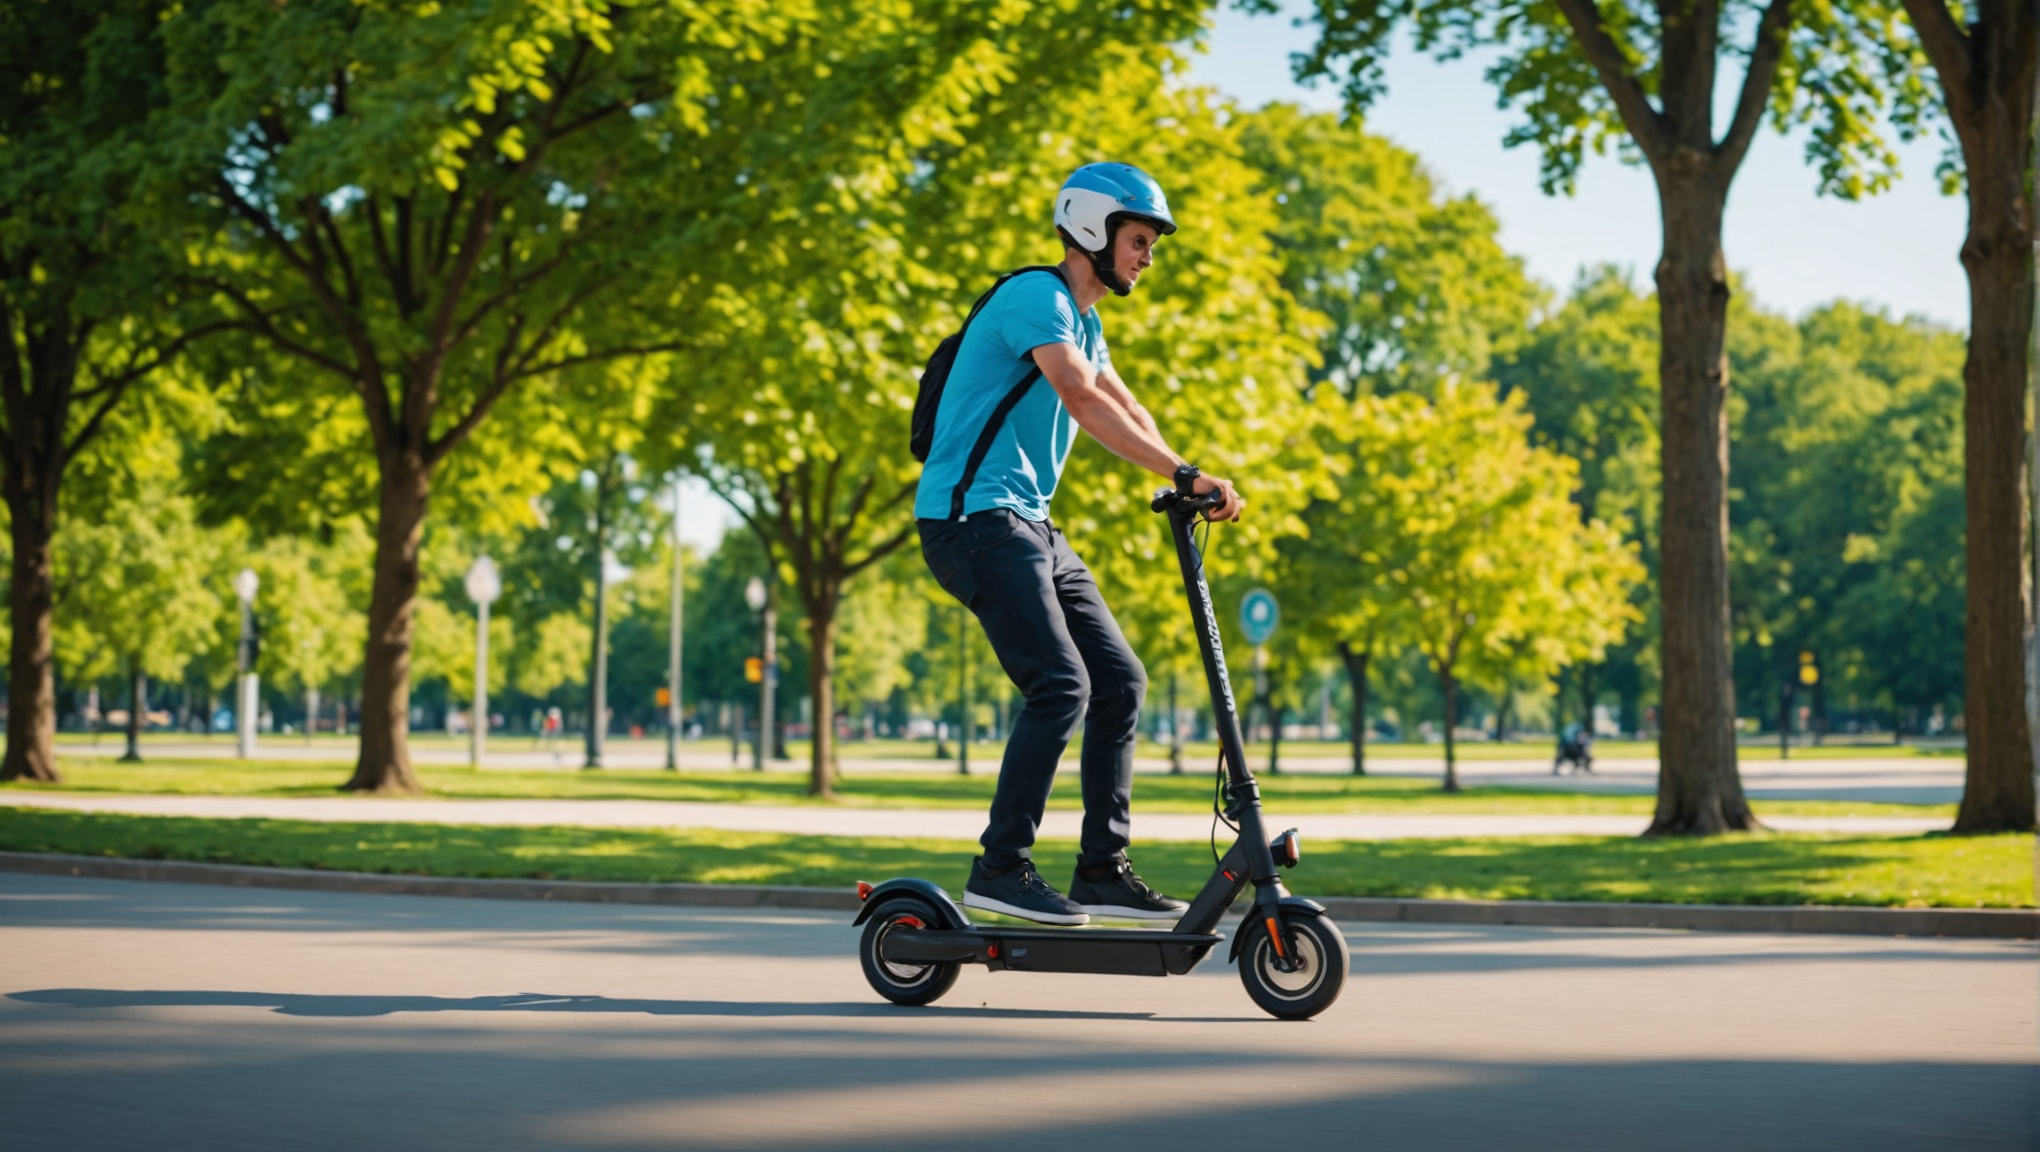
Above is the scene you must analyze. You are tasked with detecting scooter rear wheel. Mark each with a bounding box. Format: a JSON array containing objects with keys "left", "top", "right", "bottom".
[
  {"left": 1238, "top": 912, "right": 1348, "bottom": 1020},
  {"left": 859, "top": 896, "right": 961, "bottom": 1007}
]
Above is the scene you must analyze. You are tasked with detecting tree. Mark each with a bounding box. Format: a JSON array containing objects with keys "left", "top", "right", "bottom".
[
  {"left": 54, "top": 491, "right": 225, "bottom": 762},
  {"left": 1893, "top": 0, "right": 2037, "bottom": 833},
  {"left": 1296, "top": 0, "right": 1918, "bottom": 831},
  {"left": 1498, "top": 267, "right": 1663, "bottom": 734},
  {"left": 536, "top": 360, "right": 663, "bottom": 767},
  {"left": 251, "top": 529, "right": 368, "bottom": 741},
  {"left": 512, "top": 614, "right": 588, "bottom": 701},
  {"left": 659, "top": 29, "right": 1319, "bottom": 796},
  {"left": 1327, "top": 385, "right": 1642, "bottom": 790},
  {"left": 832, "top": 561, "right": 931, "bottom": 741},
  {"left": 1028, "top": 74, "right": 1323, "bottom": 782},
  {"left": 0, "top": 0, "right": 232, "bottom": 781},
  {"left": 1730, "top": 301, "right": 1968, "bottom": 741},
  {"left": 1234, "top": 103, "right": 1537, "bottom": 398},
  {"left": 153, "top": 0, "right": 1025, "bottom": 793},
  {"left": 1238, "top": 103, "right": 1541, "bottom": 773}
]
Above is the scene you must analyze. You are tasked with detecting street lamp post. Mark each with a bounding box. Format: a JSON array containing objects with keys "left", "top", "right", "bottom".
[
  {"left": 666, "top": 481, "right": 684, "bottom": 772},
  {"left": 745, "top": 576, "right": 774, "bottom": 771},
  {"left": 464, "top": 556, "right": 501, "bottom": 770},
  {"left": 233, "top": 568, "right": 260, "bottom": 759}
]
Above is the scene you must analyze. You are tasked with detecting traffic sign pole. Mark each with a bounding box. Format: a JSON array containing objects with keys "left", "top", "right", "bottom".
[{"left": 1240, "top": 589, "right": 1279, "bottom": 763}]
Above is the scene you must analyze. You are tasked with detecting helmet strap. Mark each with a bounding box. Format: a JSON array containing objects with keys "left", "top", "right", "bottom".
[{"left": 1058, "top": 221, "right": 1132, "bottom": 298}]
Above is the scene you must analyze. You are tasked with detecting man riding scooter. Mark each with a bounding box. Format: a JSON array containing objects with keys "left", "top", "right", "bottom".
[{"left": 915, "top": 163, "right": 1242, "bottom": 925}]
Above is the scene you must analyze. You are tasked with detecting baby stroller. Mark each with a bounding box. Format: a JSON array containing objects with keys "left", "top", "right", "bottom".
[{"left": 1553, "top": 723, "right": 1594, "bottom": 775}]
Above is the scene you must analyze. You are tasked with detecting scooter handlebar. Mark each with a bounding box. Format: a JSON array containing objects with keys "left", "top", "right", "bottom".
[{"left": 1150, "top": 487, "right": 1226, "bottom": 516}]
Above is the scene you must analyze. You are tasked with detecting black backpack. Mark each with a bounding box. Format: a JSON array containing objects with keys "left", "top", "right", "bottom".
[{"left": 910, "top": 265, "right": 1070, "bottom": 520}]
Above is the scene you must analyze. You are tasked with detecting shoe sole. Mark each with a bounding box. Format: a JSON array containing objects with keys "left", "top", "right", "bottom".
[
  {"left": 1076, "top": 903, "right": 1186, "bottom": 921},
  {"left": 963, "top": 891, "right": 1089, "bottom": 926}
]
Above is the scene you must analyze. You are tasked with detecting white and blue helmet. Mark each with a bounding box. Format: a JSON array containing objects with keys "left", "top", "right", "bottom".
[{"left": 1054, "top": 162, "right": 1177, "bottom": 296}]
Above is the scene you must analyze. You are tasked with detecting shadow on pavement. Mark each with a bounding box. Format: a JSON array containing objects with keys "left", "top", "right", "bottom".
[
  {"left": 7, "top": 987, "right": 1158, "bottom": 1022},
  {"left": 0, "top": 1030, "right": 2027, "bottom": 1151}
]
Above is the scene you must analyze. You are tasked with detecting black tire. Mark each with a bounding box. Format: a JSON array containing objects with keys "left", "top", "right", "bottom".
[
  {"left": 859, "top": 897, "right": 961, "bottom": 1007},
  {"left": 1238, "top": 911, "right": 1348, "bottom": 1020}
]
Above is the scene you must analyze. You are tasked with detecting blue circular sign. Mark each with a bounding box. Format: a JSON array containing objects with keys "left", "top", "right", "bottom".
[{"left": 1240, "top": 588, "right": 1279, "bottom": 646}]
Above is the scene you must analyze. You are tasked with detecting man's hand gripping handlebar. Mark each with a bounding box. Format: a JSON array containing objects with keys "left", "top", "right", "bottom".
[{"left": 1150, "top": 463, "right": 1243, "bottom": 520}]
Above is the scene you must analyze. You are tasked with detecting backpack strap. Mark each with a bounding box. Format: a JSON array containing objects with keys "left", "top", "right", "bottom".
[{"left": 948, "top": 265, "right": 1071, "bottom": 522}]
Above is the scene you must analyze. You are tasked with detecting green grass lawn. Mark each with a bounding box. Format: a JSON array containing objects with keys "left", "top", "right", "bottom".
[
  {"left": 0, "top": 808, "right": 2023, "bottom": 908},
  {"left": 9, "top": 757, "right": 1956, "bottom": 819},
  {"left": 56, "top": 731, "right": 1961, "bottom": 762}
]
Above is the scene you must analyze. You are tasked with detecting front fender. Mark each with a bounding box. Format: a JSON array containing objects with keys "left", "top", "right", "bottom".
[
  {"left": 851, "top": 878, "right": 970, "bottom": 929},
  {"left": 1228, "top": 896, "right": 1329, "bottom": 964}
]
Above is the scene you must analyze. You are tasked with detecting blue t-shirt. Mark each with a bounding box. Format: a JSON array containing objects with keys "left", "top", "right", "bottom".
[{"left": 914, "top": 269, "right": 1109, "bottom": 522}]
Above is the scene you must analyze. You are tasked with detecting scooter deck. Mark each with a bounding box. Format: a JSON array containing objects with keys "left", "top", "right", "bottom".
[{"left": 882, "top": 924, "right": 1225, "bottom": 978}]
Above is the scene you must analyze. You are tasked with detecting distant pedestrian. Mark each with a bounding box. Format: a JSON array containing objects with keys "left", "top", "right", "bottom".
[{"left": 1553, "top": 722, "right": 1594, "bottom": 775}]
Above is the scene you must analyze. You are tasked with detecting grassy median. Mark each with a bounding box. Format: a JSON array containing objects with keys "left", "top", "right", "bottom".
[
  {"left": 10, "top": 758, "right": 1957, "bottom": 819},
  {"left": 0, "top": 808, "right": 2024, "bottom": 908}
]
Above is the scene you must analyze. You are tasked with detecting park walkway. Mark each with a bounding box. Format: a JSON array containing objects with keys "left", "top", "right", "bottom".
[{"left": 0, "top": 791, "right": 1947, "bottom": 840}]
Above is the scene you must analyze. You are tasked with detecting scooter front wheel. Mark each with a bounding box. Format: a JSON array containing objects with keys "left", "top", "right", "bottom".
[
  {"left": 859, "top": 896, "right": 961, "bottom": 1007},
  {"left": 1238, "top": 911, "right": 1348, "bottom": 1020}
]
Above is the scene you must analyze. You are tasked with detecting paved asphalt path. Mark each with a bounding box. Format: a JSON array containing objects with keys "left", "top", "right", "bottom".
[
  {"left": 0, "top": 790, "right": 1946, "bottom": 840},
  {"left": 3, "top": 873, "right": 2031, "bottom": 1150}
]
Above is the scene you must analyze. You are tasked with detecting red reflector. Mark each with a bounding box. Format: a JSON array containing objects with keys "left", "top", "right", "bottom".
[
  {"left": 1222, "top": 869, "right": 1236, "bottom": 882},
  {"left": 987, "top": 944, "right": 1000, "bottom": 959},
  {"left": 856, "top": 881, "right": 873, "bottom": 901}
]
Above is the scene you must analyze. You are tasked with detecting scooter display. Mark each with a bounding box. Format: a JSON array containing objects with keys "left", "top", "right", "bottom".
[{"left": 851, "top": 470, "right": 1349, "bottom": 1021}]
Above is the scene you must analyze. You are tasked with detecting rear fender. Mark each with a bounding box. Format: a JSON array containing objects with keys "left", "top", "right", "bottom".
[
  {"left": 851, "top": 878, "right": 970, "bottom": 929},
  {"left": 1228, "top": 896, "right": 1328, "bottom": 964}
]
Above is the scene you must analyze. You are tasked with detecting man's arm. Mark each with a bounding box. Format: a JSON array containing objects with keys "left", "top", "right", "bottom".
[{"left": 1032, "top": 342, "right": 1243, "bottom": 520}]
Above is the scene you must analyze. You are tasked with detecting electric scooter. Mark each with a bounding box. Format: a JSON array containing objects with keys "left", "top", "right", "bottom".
[{"left": 851, "top": 469, "right": 1349, "bottom": 1021}]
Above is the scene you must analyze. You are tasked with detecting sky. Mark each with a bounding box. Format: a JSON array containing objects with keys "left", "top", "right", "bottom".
[
  {"left": 676, "top": 4, "right": 1969, "bottom": 554},
  {"left": 1190, "top": 3, "right": 1967, "bottom": 327}
]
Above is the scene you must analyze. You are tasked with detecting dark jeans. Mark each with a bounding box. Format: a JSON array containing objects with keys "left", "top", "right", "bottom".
[{"left": 919, "top": 512, "right": 1146, "bottom": 871}]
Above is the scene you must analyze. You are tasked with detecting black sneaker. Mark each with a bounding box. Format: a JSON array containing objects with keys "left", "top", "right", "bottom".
[
  {"left": 963, "top": 857, "right": 1089, "bottom": 925},
  {"left": 1069, "top": 856, "right": 1189, "bottom": 921}
]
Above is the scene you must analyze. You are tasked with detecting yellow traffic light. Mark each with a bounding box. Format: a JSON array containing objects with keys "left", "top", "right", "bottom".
[{"left": 744, "top": 657, "right": 764, "bottom": 684}]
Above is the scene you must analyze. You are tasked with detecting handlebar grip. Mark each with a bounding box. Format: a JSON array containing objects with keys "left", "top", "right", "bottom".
[{"left": 1151, "top": 487, "right": 1224, "bottom": 516}]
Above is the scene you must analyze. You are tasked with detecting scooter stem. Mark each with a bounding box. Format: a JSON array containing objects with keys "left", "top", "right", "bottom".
[{"left": 1157, "top": 484, "right": 1284, "bottom": 897}]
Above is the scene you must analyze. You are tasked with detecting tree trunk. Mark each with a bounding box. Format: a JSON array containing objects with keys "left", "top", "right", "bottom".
[
  {"left": 1899, "top": 0, "right": 2040, "bottom": 840},
  {"left": 808, "top": 593, "right": 839, "bottom": 798},
  {"left": 1579, "top": 663, "right": 1600, "bottom": 737},
  {"left": 1647, "top": 169, "right": 1758, "bottom": 834},
  {"left": 1, "top": 463, "right": 59, "bottom": 782},
  {"left": 1492, "top": 689, "right": 1510, "bottom": 743},
  {"left": 1779, "top": 680, "right": 1793, "bottom": 760},
  {"left": 121, "top": 663, "right": 145, "bottom": 763},
  {"left": 1268, "top": 701, "right": 1283, "bottom": 776},
  {"left": 344, "top": 450, "right": 430, "bottom": 794},
  {"left": 1440, "top": 667, "right": 1460, "bottom": 793},
  {"left": 306, "top": 686, "right": 320, "bottom": 744},
  {"left": 586, "top": 496, "right": 610, "bottom": 771},
  {"left": 1339, "top": 642, "right": 1369, "bottom": 776},
  {"left": 1952, "top": 63, "right": 2038, "bottom": 832}
]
